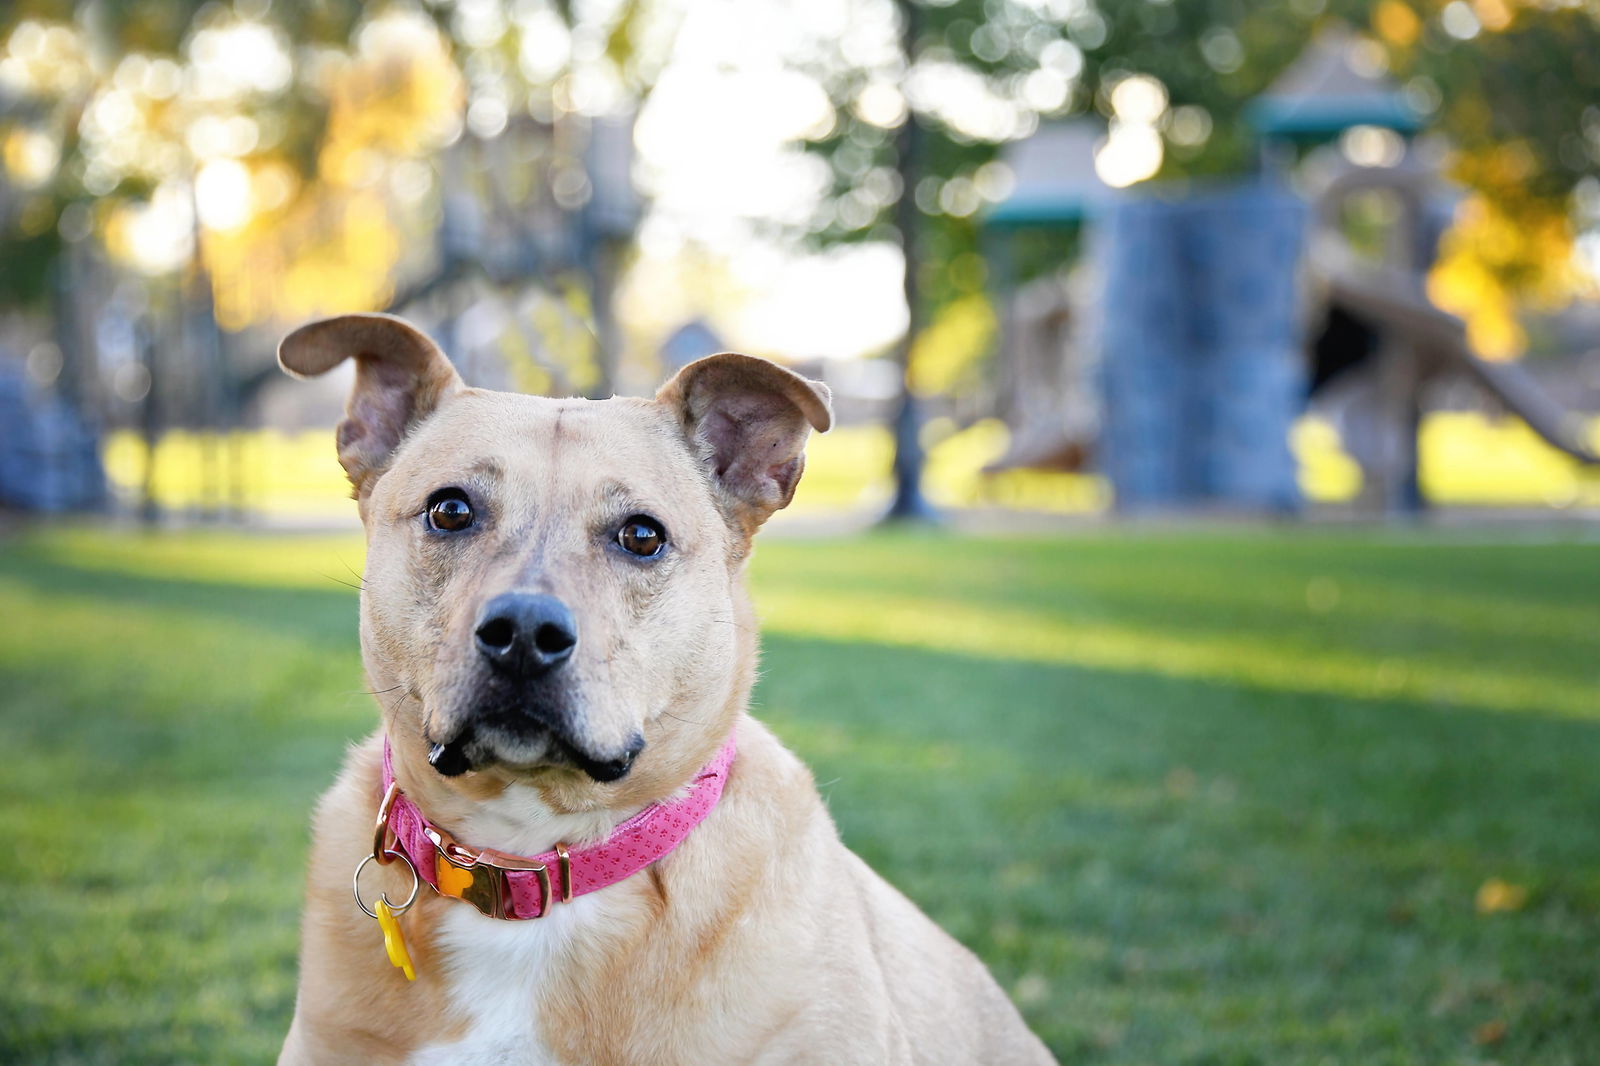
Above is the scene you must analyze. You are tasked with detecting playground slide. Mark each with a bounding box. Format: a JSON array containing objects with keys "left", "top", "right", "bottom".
[{"left": 1326, "top": 268, "right": 1600, "bottom": 466}]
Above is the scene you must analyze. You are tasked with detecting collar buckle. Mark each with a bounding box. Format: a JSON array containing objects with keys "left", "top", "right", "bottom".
[{"left": 423, "top": 825, "right": 552, "bottom": 919}]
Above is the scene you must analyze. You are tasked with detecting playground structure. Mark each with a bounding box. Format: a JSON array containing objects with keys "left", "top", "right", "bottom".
[
  {"left": 983, "top": 26, "right": 1600, "bottom": 515},
  {"left": 5, "top": 23, "right": 1597, "bottom": 522}
]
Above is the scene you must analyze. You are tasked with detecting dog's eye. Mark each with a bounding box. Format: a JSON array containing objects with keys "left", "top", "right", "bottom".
[
  {"left": 426, "top": 490, "right": 474, "bottom": 532},
  {"left": 616, "top": 516, "right": 666, "bottom": 558}
]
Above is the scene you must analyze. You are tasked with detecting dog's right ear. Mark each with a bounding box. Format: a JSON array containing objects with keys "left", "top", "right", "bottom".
[{"left": 278, "top": 313, "right": 462, "bottom": 496}]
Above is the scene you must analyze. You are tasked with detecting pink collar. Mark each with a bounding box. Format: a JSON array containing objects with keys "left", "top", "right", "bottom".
[{"left": 377, "top": 735, "right": 737, "bottom": 920}]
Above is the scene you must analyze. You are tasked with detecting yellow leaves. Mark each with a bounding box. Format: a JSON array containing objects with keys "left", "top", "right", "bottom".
[
  {"left": 203, "top": 179, "right": 402, "bottom": 331},
  {"left": 3, "top": 8, "right": 476, "bottom": 333},
  {"left": 1431, "top": 112, "right": 1594, "bottom": 356},
  {"left": 2, "top": 127, "right": 59, "bottom": 187},
  {"left": 1475, "top": 878, "right": 1528, "bottom": 914},
  {"left": 1426, "top": 191, "right": 1581, "bottom": 360},
  {"left": 1471, "top": 0, "right": 1514, "bottom": 32},
  {"left": 322, "top": 11, "right": 465, "bottom": 168},
  {"left": 251, "top": 159, "right": 300, "bottom": 213},
  {"left": 1426, "top": 251, "right": 1524, "bottom": 360},
  {"left": 1462, "top": 141, "right": 1537, "bottom": 189},
  {"left": 197, "top": 8, "right": 464, "bottom": 330},
  {"left": 1370, "top": 0, "right": 1516, "bottom": 46},
  {"left": 1372, "top": 1, "right": 1422, "bottom": 47}
]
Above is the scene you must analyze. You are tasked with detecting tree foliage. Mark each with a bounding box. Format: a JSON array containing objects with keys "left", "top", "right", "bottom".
[
  {"left": 0, "top": 0, "right": 654, "bottom": 329},
  {"left": 799, "top": 0, "right": 1600, "bottom": 370}
]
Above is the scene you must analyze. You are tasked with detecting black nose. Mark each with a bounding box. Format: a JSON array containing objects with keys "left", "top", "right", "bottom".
[{"left": 474, "top": 593, "right": 578, "bottom": 676}]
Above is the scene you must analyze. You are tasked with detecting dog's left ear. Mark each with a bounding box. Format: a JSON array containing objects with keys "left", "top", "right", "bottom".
[{"left": 657, "top": 353, "right": 833, "bottom": 532}]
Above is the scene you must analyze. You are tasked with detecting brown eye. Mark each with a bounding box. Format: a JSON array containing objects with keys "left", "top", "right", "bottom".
[
  {"left": 426, "top": 490, "right": 474, "bottom": 532},
  {"left": 617, "top": 516, "right": 666, "bottom": 557}
]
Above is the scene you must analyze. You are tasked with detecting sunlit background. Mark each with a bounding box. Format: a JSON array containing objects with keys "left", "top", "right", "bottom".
[
  {"left": 2, "top": 0, "right": 1598, "bottom": 525},
  {"left": 5, "top": 4, "right": 1600, "bottom": 1062}
]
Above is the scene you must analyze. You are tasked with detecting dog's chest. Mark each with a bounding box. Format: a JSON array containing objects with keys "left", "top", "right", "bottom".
[{"left": 410, "top": 894, "right": 601, "bottom": 1065}]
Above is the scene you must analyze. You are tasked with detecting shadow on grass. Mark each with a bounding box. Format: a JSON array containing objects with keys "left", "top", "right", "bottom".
[{"left": 0, "top": 546, "right": 362, "bottom": 648}]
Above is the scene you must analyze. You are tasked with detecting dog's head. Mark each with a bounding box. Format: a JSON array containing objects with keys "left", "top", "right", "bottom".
[{"left": 280, "top": 313, "right": 830, "bottom": 801}]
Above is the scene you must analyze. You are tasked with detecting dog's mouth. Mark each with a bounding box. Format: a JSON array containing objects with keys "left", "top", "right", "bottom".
[
  {"left": 426, "top": 736, "right": 476, "bottom": 777},
  {"left": 426, "top": 721, "right": 644, "bottom": 784}
]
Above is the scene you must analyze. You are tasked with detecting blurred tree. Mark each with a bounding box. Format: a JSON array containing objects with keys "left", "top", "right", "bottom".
[
  {"left": 0, "top": 0, "right": 364, "bottom": 310},
  {"left": 0, "top": 0, "right": 660, "bottom": 342},
  {"left": 3, "top": 0, "right": 1592, "bottom": 401},
  {"left": 1402, "top": 3, "right": 1600, "bottom": 356}
]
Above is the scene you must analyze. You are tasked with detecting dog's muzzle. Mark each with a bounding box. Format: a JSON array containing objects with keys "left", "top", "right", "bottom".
[{"left": 425, "top": 720, "right": 646, "bottom": 783}]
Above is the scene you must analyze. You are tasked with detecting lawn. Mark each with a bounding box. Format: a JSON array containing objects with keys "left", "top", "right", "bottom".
[{"left": 1, "top": 526, "right": 1598, "bottom": 1064}]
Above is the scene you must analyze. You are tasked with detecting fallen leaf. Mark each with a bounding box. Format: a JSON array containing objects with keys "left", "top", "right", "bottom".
[
  {"left": 1474, "top": 1019, "right": 1507, "bottom": 1045},
  {"left": 1476, "top": 878, "right": 1528, "bottom": 914}
]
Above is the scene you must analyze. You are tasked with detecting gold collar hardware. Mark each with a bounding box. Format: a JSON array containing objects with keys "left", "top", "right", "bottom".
[{"left": 422, "top": 823, "right": 552, "bottom": 920}]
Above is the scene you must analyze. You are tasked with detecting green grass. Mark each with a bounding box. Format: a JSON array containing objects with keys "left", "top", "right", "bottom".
[{"left": 2, "top": 526, "right": 1599, "bottom": 1064}]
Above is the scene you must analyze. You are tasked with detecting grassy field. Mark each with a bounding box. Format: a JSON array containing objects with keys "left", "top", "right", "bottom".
[{"left": 1, "top": 526, "right": 1599, "bottom": 1064}]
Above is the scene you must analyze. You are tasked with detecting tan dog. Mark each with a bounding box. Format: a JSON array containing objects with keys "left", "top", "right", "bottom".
[{"left": 275, "top": 313, "right": 1055, "bottom": 1065}]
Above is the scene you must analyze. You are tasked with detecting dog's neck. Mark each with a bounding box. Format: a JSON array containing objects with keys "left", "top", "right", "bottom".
[{"left": 435, "top": 781, "right": 642, "bottom": 858}]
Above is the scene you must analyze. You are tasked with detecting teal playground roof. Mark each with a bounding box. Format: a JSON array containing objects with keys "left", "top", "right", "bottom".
[
  {"left": 986, "top": 193, "right": 1097, "bottom": 227},
  {"left": 1248, "top": 25, "right": 1423, "bottom": 141},
  {"left": 1248, "top": 93, "right": 1423, "bottom": 140},
  {"left": 982, "top": 121, "right": 1108, "bottom": 229}
]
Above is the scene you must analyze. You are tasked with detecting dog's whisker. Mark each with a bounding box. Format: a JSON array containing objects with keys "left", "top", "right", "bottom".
[
  {"left": 316, "top": 568, "right": 366, "bottom": 592},
  {"left": 377, "top": 689, "right": 414, "bottom": 717},
  {"left": 337, "top": 555, "right": 367, "bottom": 585},
  {"left": 704, "top": 618, "right": 756, "bottom": 633}
]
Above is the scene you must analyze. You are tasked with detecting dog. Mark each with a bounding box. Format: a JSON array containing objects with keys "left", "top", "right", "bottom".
[{"left": 275, "top": 313, "right": 1055, "bottom": 1064}]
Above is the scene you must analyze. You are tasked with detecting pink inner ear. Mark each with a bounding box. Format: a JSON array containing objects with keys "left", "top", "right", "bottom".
[
  {"left": 701, "top": 406, "right": 746, "bottom": 479},
  {"left": 697, "top": 391, "right": 809, "bottom": 508},
  {"left": 351, "top": 375, "right": 417, "bottom": 452},
  {"left": 336, "top": 355, "right": 425, "bottom": 484}
]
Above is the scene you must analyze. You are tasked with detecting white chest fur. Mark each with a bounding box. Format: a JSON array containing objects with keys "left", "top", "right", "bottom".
[
  {"left": 410, "top": 890, "right": 606, "bottom": 1065},
  {"left": 406, "top": 781, "right": 625, "bottom": 1065}
]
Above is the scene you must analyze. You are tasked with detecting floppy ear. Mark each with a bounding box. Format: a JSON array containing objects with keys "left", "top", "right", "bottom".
[
  {"left": 278, "top": 313, "right": 463, "bottom": 496},
  {"left": 657, "top": 352, "right": 833, "bottom": 533}
]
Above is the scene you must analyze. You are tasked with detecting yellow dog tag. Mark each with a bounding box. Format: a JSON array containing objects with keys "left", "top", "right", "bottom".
[{"left": 375, "top": 898, "right": 416, "bottom": 981}]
